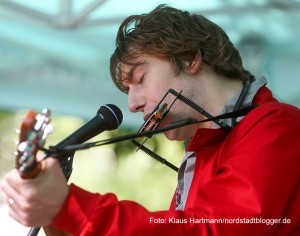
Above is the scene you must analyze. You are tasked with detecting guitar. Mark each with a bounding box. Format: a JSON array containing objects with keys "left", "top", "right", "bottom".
[{"left": 16, "top": 109, "right": 70, "bottom": 236}]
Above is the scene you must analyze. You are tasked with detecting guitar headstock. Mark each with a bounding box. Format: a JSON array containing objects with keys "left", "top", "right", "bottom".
[{"left": 15, "top": 109, "right": 53, "bottom": 179}]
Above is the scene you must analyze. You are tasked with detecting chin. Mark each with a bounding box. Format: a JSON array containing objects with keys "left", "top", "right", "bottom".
[{"left": 164, "top": 130, "right": 184, "bottom": 141}]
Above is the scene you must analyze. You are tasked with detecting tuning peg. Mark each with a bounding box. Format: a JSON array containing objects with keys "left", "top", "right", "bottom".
[
  {"left": 42, "top": 108, "right": 51, "bottom": 115},
  {"left": 15, "top": 129, "right": 20, "bottom": 134},
  {"left": 44, "top": 124, "right": 54, "bottom": 135},
  {"left": 40, "top": 124, "right": 54, "bottom": 145},
  {"left": 14, "top": 140, "right": 19, "bottom": 145},
  {"left": 12, "top": 151, "right": 18, "bottom": 156},
  {"left": 18, "top": 142, "right": 27, "bottom": 152}
]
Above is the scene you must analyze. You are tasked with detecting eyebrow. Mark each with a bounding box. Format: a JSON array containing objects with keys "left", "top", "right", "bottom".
[
  {"left": 123, "top": 60, "right": 148, "bottom": 82},
  {"left": 123, "top": 65, "right": 137, "bottom": 82}
]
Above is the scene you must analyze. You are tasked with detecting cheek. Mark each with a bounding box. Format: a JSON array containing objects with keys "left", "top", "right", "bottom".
[
  {"left": 145, "top": 85, "right": 168, "bottom": 104},
  {"left": 148, "top": 74, "right": 173, "bottom": 95}
]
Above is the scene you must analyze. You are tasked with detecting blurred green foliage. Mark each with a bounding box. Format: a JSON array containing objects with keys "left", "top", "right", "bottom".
[{"left": 0, "top": 109, "right": 184, "bottom": 211}]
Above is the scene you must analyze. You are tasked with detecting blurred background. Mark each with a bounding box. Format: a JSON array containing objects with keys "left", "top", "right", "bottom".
[{"left": 0, "top": 0, "right": 299, "bottom": 235}]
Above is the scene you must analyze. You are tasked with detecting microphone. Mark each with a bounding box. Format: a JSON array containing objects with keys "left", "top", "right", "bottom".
[{"left": 54, "top": 104, "right": 123, "bottom": 149}]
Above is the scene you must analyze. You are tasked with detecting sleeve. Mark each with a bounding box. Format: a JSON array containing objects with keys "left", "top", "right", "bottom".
[
  {"left": 51, "top": 103, "right": 300, "bottom": 236},
  {"left": 51, "top": 184, "right": 201, "bottom": 236}
]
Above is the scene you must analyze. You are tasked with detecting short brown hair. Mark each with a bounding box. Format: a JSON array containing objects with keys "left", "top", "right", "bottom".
[{"left": 110, "top": 4, "right": 254, "bottom": 93}]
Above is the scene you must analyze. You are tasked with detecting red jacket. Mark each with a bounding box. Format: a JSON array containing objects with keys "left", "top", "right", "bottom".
[{"left": 52, "top": 87, "right": 300, "bottom": 235}]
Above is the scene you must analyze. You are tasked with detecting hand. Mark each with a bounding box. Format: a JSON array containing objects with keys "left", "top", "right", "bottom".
[{"left": 0, "top": 156, "right": 69, "bottom": 227}]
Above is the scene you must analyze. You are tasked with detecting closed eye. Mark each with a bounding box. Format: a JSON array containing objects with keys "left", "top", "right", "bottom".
[{"left": 140, "top": 75, "right": 145, "bottom": 84}]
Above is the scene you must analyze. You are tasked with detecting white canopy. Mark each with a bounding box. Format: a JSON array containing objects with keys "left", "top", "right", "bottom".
[{"left": 0, "top": 0, "right": 299, "bottom": 128}]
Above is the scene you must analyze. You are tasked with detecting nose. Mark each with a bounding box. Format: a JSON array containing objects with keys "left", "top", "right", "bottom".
[{"left": 127, "top": 87, "right": 145, "bottom": 113}]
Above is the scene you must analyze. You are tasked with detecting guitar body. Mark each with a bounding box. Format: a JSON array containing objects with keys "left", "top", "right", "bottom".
[{"left": 16, "top": 109, "right": 70, "bottom": 236}]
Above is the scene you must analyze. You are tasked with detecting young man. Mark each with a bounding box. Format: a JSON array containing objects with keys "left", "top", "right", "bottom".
[{"left": 1, "top": 5, "right": 300, "bottom": 236}]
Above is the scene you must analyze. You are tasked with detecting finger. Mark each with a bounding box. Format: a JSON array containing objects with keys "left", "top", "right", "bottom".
[
  {"left": 2, "top": 168, "right": 24, "bottom": 195},
  {"left": 45, "top": 156, "right": 60, "bottom": 166},
  {"left": 0, "top": 169, "right": 38, "bottom": 214},
  {"left": 1, "top": 177, "right": 23, "bottom": 210},
  {"left": 6, "top": 196, "right": 23, "bottom": 215},
  {"left": 36, "top": 152, "right": 47, "bottom": 162},
  {"left": 1, "top": 169, "right": 20, "bottom": 196},
  {"left": 7, "top": 205, "right": 33, "bottom": 227},
  {"left": 39, "top": 155, "right": 60, "bottom": 170}
]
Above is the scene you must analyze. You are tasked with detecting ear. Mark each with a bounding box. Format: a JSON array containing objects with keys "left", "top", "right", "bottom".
[{"left": 185, "top": 52, "right": 202, "bottom": 75}]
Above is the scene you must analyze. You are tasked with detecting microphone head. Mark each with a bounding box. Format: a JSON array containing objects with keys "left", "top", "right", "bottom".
[{"left": 98, "top": 104, "right": 123, "bottom": 130}]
